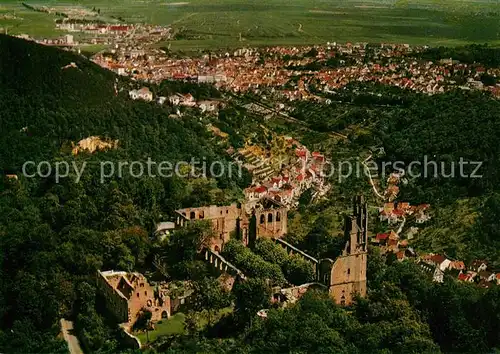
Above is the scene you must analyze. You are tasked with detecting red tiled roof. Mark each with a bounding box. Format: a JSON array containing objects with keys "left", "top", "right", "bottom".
[
  {"left": 376, "top": 233, "right": 389, "bottom": 240},
  {"left": 458, "top": 273, "right": 468, "bottom": 281},
  {"left": 430, "top": 254, "right": 446, "bottom": 264},
  {"left": 387, "top": 185, "right": 400, "bottom": 193},
  {"left": 255, "top": 186, "right": 267, "bottom": 193},
  {"left": 450, "top": 261, "right": 465, "bottom": 270},
  {"left": 398, "top": 202, "right": 410, "bottom": 209},
  {"left": 388, "top": 239, "right": 398, "bottom": 246},
  {"left": 110, "top": 25, "right": 129, "bottom": 31},
  {"left": 295, "top": 149, "right": 307, "bottom": 157}
]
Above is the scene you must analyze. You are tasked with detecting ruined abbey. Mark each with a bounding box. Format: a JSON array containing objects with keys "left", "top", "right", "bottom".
[
  {"left": 320, "top": 196, "right": 368, "bottom": 305},
  {"left": 174, "top": 197, "right": 288, "bottom": 251},
  {"left": 174, "top": 196, "right": 368, "bottom": 306}
]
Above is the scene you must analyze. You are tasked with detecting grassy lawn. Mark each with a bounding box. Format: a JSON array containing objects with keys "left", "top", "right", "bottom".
[
  {"left": 135, "top": 306, "right": 233, "bottom": 345},
  {"left": 77, "top": 43, "right": 109, "bottom": 55},
  {"left": 136, "top": 312, "right": 186, "bottom": 344},
  {"left": 1, "top": 0, "right": 499, "bottom": 50}
]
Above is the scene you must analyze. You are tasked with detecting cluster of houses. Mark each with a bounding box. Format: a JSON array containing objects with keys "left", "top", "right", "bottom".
[
  {"left": 383, "top": 172, "right": 404, "bottom": 201},
  {"left": 16, "top": 4, "right": 170, "bottom": 50},
  {"left": 57, "top": 21, "right": 171, "bottom": 47},
  {"left": 238, "top": 137, "right": 330, "bottom": 208},
  {"left": 371, "top": 229, "right": 500, "bottom": 288},
  {"left": 372, "top": 170, "right": 499, "bottom": 289},
  {"left": 372, "top": 228, "right": 419, "bottom": 263},
  {"left": 379, "top": 201, "right": 431, "bottom": 225},
  {"left": 93, "top": 40, "right": 500, "bottom": 102},
  {"left": 419, "top": 256, "right": 500, "bottom": 287},
  {"left": 127, "top": 87, "right": 223, "bottom": 114},
  {"left": 167, "top": 93, "right": 223, "bottom": 114}
]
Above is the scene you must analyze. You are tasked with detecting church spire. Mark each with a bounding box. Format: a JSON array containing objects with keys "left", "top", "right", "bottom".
[{"left": 344, "top": 195, "right": 368, "bottom": 255}]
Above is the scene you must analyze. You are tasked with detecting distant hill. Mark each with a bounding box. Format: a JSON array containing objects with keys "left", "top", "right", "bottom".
[
  {"left": 0, "top": 34, "right": 247, "bottom": 186},
  {"left": 0, "top": 34, "right": 115, "bottom": 103}
]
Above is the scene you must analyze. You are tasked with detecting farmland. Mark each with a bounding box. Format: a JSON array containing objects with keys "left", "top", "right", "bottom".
[{"left": 1, "top": 0, "right": 499, "bottom": 50}]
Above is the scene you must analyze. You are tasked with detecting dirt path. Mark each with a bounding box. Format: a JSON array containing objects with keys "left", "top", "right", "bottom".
[
  {"left": 362, "top": 154, "right": 385, "bottom": 200},
  {"left": 60, "top": 319, "right": 83, "bottom": 354}
]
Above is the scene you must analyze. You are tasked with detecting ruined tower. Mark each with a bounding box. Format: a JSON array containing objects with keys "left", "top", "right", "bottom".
[{"left": 329, "top": 196, "right": 368, "bottom": 305}]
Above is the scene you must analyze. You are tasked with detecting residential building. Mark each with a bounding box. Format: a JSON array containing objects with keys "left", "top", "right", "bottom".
[
  {"left": 129, "top": 87, "right": 153, "bottom": 101},
  {"left": 469, "top": 260, "right": 488, "bottom": 273}
]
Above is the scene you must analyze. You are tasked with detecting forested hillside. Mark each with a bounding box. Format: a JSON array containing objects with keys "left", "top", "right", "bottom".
[{"left": 0, "top": 34, "right": 248, "bottom": 353}]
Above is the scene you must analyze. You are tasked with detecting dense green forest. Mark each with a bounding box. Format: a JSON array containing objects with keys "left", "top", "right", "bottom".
[
  {"left": 0, "top": 34, "right": 247, "bottom": 353},
  {"left": 1, "top": 35, "right": 500, "bottom": 353}
]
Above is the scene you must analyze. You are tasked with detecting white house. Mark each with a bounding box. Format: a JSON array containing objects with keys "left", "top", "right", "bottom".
[
  {"left": 180, "top": 94, "right": 196, "bottom": 107},
  {"left": 198, "top": 100, "right": 219, "bottom": 113},
  {"left": 129, "top": 87, "right": 153, "bottom": 101},
  {"left": 168, "top": 94, "right": 182, "bottom": 106},
  {"left": 469, "top": 260, "right": 488, "bottom": 273},
  {"left": 433, "top": 267, "right": 445, "bottom": 283}
]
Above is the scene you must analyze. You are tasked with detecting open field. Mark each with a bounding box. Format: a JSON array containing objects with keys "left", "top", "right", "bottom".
[
  {"left": 134, "top": 307, "right": 233, "bottom": 345},
  {"left": 1, "top": 0, "right": 499, "bottom": 50},
  {"left": 135, "top": 313, "right": 186, "bottom": 344}
]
